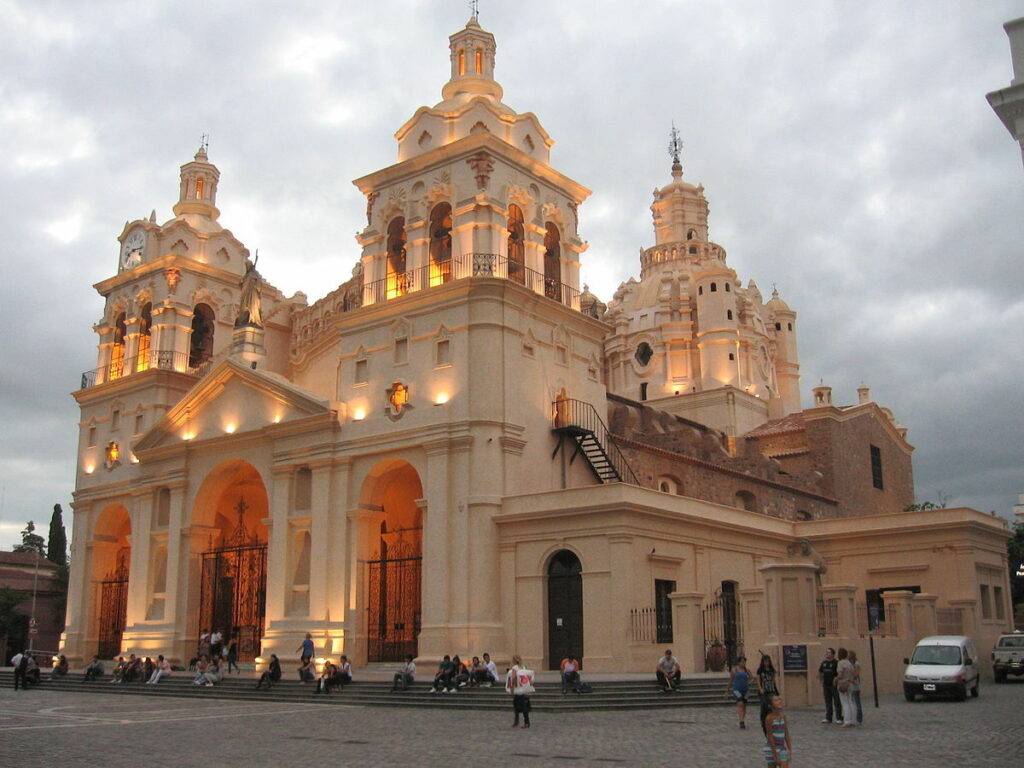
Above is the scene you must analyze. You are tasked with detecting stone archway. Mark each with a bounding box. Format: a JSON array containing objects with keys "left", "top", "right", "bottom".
[
  {"left": 547, "top": 549, "right": 584, "bottom": 669},
  {"left": 190, "top": 460, "right": 269, "bottom": 661},
  {"left": 92, "top": 504, "right": 131, "bottom": 659},
  {"left": 358, "top": 459, "right": 424, "bottom": 662}
]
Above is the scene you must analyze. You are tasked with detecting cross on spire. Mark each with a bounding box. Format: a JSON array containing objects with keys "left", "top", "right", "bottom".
[
  {"left": 200, "top": 132, "right": 209, "bottom": 153},
  {"left": 668, "top": 123, "right": 683, "bottom": 166},
  {"left": 469, "top": 0, "right": 479, "bottom": 20}
]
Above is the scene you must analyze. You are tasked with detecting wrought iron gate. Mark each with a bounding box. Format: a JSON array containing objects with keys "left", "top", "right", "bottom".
[
  {"left": 367, "top": 531, "right": 421, "bottom": 662},
  {"left": 97, "top": 553, "right": 129, "bottom": 659},
  {"left": 702, "top": 587, "right": 743, "bottom": 671},
  {"left": 199, "top": 543, "right": 267, "bottom": 661}
]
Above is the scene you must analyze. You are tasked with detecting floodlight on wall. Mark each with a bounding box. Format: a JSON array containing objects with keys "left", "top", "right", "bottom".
[
  {"left": 352, "top": 408, "right": 366, "bottom": 421},
  {"left": 435, "top": 392, "right": 449, "bottom": 405}
]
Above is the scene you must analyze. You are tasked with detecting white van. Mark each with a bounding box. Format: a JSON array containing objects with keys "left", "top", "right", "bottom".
[{"left": 903, "top": 635, "right": 980, "bottom": 702}]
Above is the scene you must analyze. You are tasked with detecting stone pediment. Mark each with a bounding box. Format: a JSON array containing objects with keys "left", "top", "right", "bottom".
[{"left": 133, "top": 358, "right": 333, "bottom": 456}]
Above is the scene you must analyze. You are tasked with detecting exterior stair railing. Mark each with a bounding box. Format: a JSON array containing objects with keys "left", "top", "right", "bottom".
[{"left": 551, "top": 398, "right": 638, "bottom": 485}]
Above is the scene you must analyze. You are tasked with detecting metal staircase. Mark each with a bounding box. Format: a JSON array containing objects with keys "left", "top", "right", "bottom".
[{"left": 552, "top": 398, "right": 638, "bottom": 485}]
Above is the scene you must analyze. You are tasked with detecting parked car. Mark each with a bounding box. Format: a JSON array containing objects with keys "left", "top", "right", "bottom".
[
  {"left": 903, "top": 635, "right": 980, "bottom": 702},
  {"left": 992, "top": 630, "right": 1024, "bottom": 683}
]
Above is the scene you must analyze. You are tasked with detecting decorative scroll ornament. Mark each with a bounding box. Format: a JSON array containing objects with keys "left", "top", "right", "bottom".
[
  {"left": 365, "top": 191, "right": 380, "bottom": 226},
  {"left": 467, "top": 151, "right": 495, "bottom": 190}
]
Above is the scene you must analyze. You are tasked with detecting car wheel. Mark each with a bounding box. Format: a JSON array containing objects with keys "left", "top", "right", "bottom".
[
  {"left": 971, "top": 679, "right": 979, "bottom": 698},
  {"left": 903, "top": 687, "right": 915, "bottom": 702}
]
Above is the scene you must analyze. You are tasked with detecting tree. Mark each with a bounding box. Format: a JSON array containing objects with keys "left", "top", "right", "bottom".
[
  {"left": 12, "top": 521, "right": 46, "bottom": 557},
  {"left": 0, "top": 586, "right": 27, "bottom": 660},
  {"left": 47, "top": 504, "right": 68, "bottom": 567}
]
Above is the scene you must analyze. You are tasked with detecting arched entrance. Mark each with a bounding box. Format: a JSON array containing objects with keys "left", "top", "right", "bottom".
[
  {"left": 92, "top": 504, "right": 131, "bottom": 659},
  {"left": 547, "top": 549, "right": 583, "bottom": 669},
  {"left": 360, "top": 459, "right": 423, "bottom": 662},
  {"left": 192, "top": 460, "right": 269, "bottom": 661}
]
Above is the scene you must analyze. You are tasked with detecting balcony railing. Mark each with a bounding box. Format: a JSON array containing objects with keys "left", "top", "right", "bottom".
[
  {"left": 80, "top": 350, "right": 213, "bottom": 390},
  {"left": 362, "top": 253, "right": 582, "bottom": 310}
]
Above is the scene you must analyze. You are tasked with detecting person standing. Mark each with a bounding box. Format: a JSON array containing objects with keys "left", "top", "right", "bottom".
[
  {"left": 226, "top": 636, "right": 239, "bottom": 674},
  {"left": 728, "top": 655, "right": 751, "bottom": 729},
  {"left": 297, "top": 632, "right": 315, "bottom": 662},
  {"left": 818, "top": 647, "right": 842, "bottom": 724},
  {"left": 761, "top": 695, "right": 792, "bottom": 768},
  {"left": 506, "top": 655, "right": 535, "bottom": 728},
  {"left": 848, "top": 649, "right": 863, "bottom": 724},
  {"left": 835, "top": 647, "right": 856, "bottom": 728},
  {"left": 756, "top": 654, "right": 780, "bottom": 736},
  {"left": 12, "top": 651, "right": 28, "bottom": 691}
]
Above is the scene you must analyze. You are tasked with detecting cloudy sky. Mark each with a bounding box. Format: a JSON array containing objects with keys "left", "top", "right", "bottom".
[{"left": 1, "top": 0, "right": 1022, "bottom": 550}]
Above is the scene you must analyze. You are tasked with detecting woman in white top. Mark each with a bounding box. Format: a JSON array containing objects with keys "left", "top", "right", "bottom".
[
  {"left": 146, "top": 654, "right": 172, "bottom": 684},
  {"left": 835, "top": 647, "right": 856, "bottom": 728}
]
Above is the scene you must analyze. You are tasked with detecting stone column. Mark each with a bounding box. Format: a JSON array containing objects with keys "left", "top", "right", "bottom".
[
  {"left": 60, "top": 502, "right": 93, "bottom": 664},
  {"left": 669, "top": 592, "right": 704, "bottom": 674},
  {"left": 758, "top": 561, "right": 822, "bottom": 706},
  {"left": 881, "top": 590, "right": 916, "bottom": 639},
  {"left": 911, "top": 593, "right": 938, "bottom": 639},
  {"left": 346, "top": 506, "right": 383, "bottom": 664},
  {"left": 263, "top": 466, "right": 292, "bottom": 626},
  {"left": 306, "top": 464, "right": 332, "bottom": 622},
  {"left": 417, "top": 440, "right": 453, "bottom": 660},
  {"left": 819, "top": 584, "right": 859, "bottom": 638},
  {"left": 124, "top": 490, "right": 153, "bottom": 630},
  {"left": 175, "top": 524, "right": 218, "bottom": 661}
]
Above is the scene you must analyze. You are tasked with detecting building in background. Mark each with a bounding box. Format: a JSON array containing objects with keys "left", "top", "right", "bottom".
[
  {"left": 63, "top": 15, "right": 1011, "bottom": 703},
  {"left": 1, "top": 552, "right": 66, "bottom": 663},
  {"left": 988, "top": 16, "right": 1024, "bottom": 167}
]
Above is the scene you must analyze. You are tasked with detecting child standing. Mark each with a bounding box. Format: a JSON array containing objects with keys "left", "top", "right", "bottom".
[
  {"left": 762, "top": 695, "right": 792, "bottom": 768},
  {"left": 727, "top": 655, "right": 750, "bottom": 728}
]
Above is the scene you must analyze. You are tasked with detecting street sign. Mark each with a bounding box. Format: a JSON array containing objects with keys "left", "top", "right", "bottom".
[{"left": 29, "top": 628, "right": 38, "bottom": 636}]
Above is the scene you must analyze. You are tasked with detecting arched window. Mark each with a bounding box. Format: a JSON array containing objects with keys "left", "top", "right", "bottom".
[
  {"left": 507, "top": 204, "right": 525, "bottom": 285},
  {"left": 110, "top": 312, "right": 127, "bottom": 380},
  {"left": 735, "top": 490, "right": 757, "bottom": 513},
  {"left": 543, "top": 222, "right": 561, "bottom": 301},
  {"left": 725, "top": 283, "right": 730, "bottom": 292},
  {"left": 686, "top": 229, "right": 696, "bottom": 240},
  {"left": 475, "top": 47, "right": 483, "bottom": 74},
  {"left": 136, "top": 302, "right": 152, "bottom": 371},
  {"left": 547, "top": 550, "right": 583, "bottom": 667},
  {"left": 775, "top": 322, "right": 782, "bottom": 331},
  {"left": 195, "top": 177, "right": 204, "bottom": 200},
  {"left": 698, "top": 286, "right": 703, "bottom": 295},
  {"left": 189, "top": 303, "right": 215, "bottom": 369},
  {"left": 710, "top": 282, "right": 717, "bottom": 292},
  {"left": 458, "top": 48, "right": 466, "bottom": 76},
  {"left": 386, "top": 217, "right": 408, "bottom": 298},
  {"left": 727, "top": 310, "right": 733, "bottom": 320},
  {"left": 428, "top": 203, "right": 452, "bottom": 287}
]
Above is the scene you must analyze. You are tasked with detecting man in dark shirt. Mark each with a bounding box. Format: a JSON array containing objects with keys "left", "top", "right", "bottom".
[
  {"left": 818, "top": 647, "right": 842, "bottom": 723},
  {"left": 431, "top": 655, "right": 456, "bottom": 693}
]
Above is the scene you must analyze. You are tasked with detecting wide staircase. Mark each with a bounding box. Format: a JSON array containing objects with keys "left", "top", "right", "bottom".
[{"left": 0, "top": 670, "right": 735, "bottom": 711}]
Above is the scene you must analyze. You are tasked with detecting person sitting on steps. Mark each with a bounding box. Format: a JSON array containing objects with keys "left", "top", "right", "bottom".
[
  {"left": 255, "top": 654, "right": 281, "bottom": 690},
  {"left": 431, "top": 655, "right": 456, "bottom": 693},
  {"left": 392, "top": 655, "right": 415, "bottom": 691},
  {"left": 656, "top": 649, "right": 681, "bottom": 692}
]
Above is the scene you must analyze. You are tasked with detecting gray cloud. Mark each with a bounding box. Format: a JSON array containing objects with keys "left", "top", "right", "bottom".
[{"left": 1, "top": 0, "right": 1021, "bottom": 548}]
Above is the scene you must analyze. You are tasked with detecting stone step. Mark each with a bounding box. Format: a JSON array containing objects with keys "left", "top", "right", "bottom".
[{"left": 0, "top": 671, "right": 742, "bottom": 711}]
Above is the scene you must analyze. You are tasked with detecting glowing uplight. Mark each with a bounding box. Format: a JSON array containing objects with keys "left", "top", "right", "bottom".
[
  {"left": 352, "top": 408, "right": 366, "bottom": 421},
  {"left": 224, "top": 423, "right": 237, "bottom": 434},
  {"left": 84, "top": 464, "right": 95, "bottom": 474},
  {"left": 130, "top": 454, "right": 139, "bottom": 464},
  {"left": 182, "top": 431, "right": 195, "bottom": 441},
  {"left": 272, "top": 414, "right": 282, "bottom": 424},
  {"left": 434, "top": 392, "right": 449, "bottom": 405}
]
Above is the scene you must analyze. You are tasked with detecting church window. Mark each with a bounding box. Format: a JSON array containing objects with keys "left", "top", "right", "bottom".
[
  {"left": 689, "top": 246, "right": 697, "bottom": 254},
  {"left": 294, "top": 467, "right": 312, "bottom": 510},
  {"left": 698, "top": 286, "right": 703, "bottom": 296},
  {"left": 640, "top": 382, "right": 648, "bottom": 401},
  {"left": 735, "top": 490, "right": 757, "bottom": 512},
  {"left": 435, "top": 338, "right": 451, "bottom": 367},
  {"left": 775, "top": 322, "right": 782, "bottom": 331},
  {"left": 195, "top": 177, "right": 204, "bottom": 200},
  {"left": 475, "top": 47, "right": 483, "bottom": 74},
  {"left": 88, "top": 426, "right": 97, "bottom": 447},
  {"left": 458, "top": 48, "right": 466, "bottom": 76},
  {"left": 980, "top": 584, "right": 991, "bottom": 620},
  {"left": 428, "top": 203, "right": 453, "bottom": 287},
  {"left": 870, "top": 444, "right": 884, "bottom": 489},
  {"left": 394, "top": 337, "right": 408, "bottom": 365},
  {"left": 634, "top": 342, "right": 654, "bottom": 367},
  {"left": 725, "top": 283, "right": 730, "bottom": 292},
  {"left": 710, "top": 282, "right": 717, "bottom": 292},
  {"left": 555, "top": 345, "right": 567, "bottom": 366},
  {"left": 111, "top": 409, "right": 120, "bottom": 431},
  {"left": 134, "top": 413, "right": 144, "bottom": 434},
  {"left": 788, "top": 322, "right": 793, "bottom": 331},
  {"left": 729, "top": 353, "right": 735, "bottom": 361},
  {"left": 727, "top": 310, "right": 733, "bottom": 320},
  {"left": 137, "top": 302, "right": 152, "bottom": 371},
  {"left": 507, "top": 204, "right": 525, "bottom": 285},
  {"left": 543, "top": 222, "right": 561, "bottom": 301},
  {"left": 386, "top": 217, "right": 408, "bottom": 299},
  {"left": 189, "top": 303, "right": 215, "bottom": 369},
  {"left": 686, "top": 229, "right": 696, "bottom": 240},
  {"left": 355, "top": 358, "right": 368, "bottom": 385}
]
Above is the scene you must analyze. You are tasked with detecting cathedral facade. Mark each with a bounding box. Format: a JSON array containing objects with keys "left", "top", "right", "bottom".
[{"left": 64, "top": 17, "right": 1011, "bottom": 700}]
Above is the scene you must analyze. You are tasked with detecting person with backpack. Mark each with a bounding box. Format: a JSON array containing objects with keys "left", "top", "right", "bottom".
[{"left": 506, "top": 655, "right": 535, "bottom": 728}]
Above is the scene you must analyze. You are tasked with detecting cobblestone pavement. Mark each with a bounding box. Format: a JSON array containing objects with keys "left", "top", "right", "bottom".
[{"left": 0, "top": 680, "right": 1020, "bottom": 767}]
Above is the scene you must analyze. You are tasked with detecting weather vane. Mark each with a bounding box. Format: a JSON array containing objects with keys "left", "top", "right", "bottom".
[
  {"left": 668, "top": 123, "right": 682, "bottom": 165},
  {"left": 200, "top": 132, "right": 210, "bottom": 152},
  {"left": 469, "top": 0, "right": 479, "bottom": 20}
]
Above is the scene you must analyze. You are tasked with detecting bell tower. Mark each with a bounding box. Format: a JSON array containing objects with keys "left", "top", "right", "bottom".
[
  {"left": 443, "top": 14, "right": 501, "bottom": 101},
  {"left": 173, "top": 145, "right": 220, "bottom": 222}
]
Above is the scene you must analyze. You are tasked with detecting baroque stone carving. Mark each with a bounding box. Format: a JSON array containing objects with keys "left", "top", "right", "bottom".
[{"left": 467, "top": 151, "right": 494, "bottom": 190}]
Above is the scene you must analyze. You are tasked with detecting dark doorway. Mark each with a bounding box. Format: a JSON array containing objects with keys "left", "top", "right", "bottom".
[
  {"left": 97, "top": 551, "right": 130, "bottom": 659},
  {"left": 199, "top": 543, "right": 267, "bottom": 661},
  {"left": 547, "top": 549, "right": 583, "bottom": 669},
  {"left": 721, "top": 580, "right": 740, "bottom": 668},
  {"left": 655, "top": 579, "right": 676, "bottom": 644},
  {"left": 367, "top": 524, "right": 422, "bottom": 662}
]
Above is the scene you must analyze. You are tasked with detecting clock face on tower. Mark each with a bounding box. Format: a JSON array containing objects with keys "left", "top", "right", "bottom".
[{"left": 121, "top": 231, "right": 145, "bottom": 270}]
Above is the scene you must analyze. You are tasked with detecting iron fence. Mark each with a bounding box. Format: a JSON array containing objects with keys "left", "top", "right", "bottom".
[{"left": 80, "top": 350, "right": 212, "bottom": 389}]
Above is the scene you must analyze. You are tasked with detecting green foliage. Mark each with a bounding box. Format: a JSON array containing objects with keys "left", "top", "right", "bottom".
[
  {"left": 0, "top": 586, "right": 27, "bottom": 638},
  {"left": 12, "top": 521, "right": 46, "bottom": 557},
  {"left": 46, "top": 504, "right": 68, "bottom": 567},
  {"left": 902, "top": 501, "right": 941, "bottom": 512}
]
